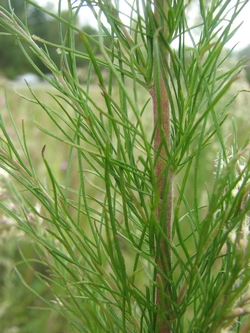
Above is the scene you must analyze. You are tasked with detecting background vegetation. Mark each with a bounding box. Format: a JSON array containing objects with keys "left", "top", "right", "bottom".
[
  {"left": 1, "top": 0, "right": 250, "bottom": 332},
  {"left": 0, "top": 0, "right": 109, "bottom": 80}
]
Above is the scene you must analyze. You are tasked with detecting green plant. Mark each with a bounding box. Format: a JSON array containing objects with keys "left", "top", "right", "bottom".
[{"left": 0, "top": 0, "right": 250, "bottom": 332}]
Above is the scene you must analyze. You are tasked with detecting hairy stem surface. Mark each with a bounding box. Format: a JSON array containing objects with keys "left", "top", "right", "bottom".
[{"left": 152, "top": 1, "right": 173, "bottom": 332}]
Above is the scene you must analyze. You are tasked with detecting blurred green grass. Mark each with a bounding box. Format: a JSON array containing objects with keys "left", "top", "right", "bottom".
[
  {"left": 0, "top": 69, "right": 250, "bottom": 332},
  {"left": 0, "top": 80, "right": 153, "bottom": 333},
  {"left": 0, "top": 81, "right": 86, "bottom": 333}
]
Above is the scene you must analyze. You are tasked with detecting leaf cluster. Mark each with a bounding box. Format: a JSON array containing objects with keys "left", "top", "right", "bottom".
[{"left": 0, "top": 0, "right": 250, "bottom": 332}]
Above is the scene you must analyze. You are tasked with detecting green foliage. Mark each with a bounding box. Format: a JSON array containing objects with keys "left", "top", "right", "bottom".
[
  {"left": 238, "top": 44, "right": 250, "bottom": 84},
  {"left": 0, "top": 0, "right": 250, "bottom": 332},
  {"left": 0, "top": 0, "right": 101, "bottom": 79}
]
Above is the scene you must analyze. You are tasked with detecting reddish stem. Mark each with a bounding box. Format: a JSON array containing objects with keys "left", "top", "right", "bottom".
[{"left": 151, "top": 1, "right": 173, "bottom": 332}]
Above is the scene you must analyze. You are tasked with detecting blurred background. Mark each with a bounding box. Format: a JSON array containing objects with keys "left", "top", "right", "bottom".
[{"left": 1, "top": 1, "right": 250, "bottom": 332}]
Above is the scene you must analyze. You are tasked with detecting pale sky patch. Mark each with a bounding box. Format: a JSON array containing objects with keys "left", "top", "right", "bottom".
[{"left": 35, "top": 0, "right": 250, "bottom": 50}]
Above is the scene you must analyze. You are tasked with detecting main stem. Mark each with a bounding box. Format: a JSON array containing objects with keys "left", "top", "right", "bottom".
[{"left": 151, "top": 1, "right": 173, "bottom": 332}]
